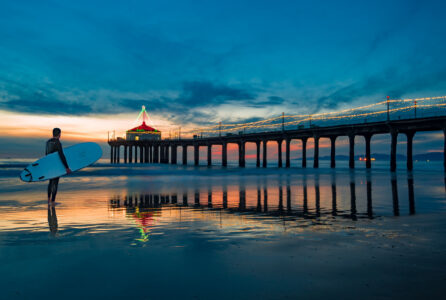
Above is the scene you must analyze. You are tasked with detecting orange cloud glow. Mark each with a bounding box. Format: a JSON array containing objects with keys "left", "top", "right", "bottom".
[{"left": 0, "top": 110, "right": 192, "bottom": 142}]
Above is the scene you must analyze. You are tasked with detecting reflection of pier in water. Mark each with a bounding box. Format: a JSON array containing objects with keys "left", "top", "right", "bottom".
[{"left": 109, "top": 173, "right": 416, "bottom": 221}]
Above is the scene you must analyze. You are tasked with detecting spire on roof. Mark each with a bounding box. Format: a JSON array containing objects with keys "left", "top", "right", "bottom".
[{"left": 132, "top": 105, "right": 154, "bottom": 127}]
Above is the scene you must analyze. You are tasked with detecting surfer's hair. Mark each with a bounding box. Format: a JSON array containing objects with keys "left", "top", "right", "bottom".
[{"left": 52, "top": 128, "right": 61, "bottom": 137}]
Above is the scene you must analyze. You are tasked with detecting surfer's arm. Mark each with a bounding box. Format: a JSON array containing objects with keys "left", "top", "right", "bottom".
[{"left": 56, "top": 141, "right": 70, "bottom": 170}]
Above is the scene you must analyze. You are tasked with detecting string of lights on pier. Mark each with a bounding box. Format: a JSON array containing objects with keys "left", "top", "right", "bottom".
[{"left": 174, "top": 95, "right": 446, "bottom": 138}]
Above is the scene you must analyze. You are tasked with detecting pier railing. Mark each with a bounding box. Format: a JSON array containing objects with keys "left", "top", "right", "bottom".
[{"left": 187, "top": 96, "right": 446, "bottom": 138}]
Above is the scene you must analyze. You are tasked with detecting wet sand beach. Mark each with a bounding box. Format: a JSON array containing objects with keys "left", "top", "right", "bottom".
[{"left": 1, "top": 163, "right": 446, "bottom": 299}]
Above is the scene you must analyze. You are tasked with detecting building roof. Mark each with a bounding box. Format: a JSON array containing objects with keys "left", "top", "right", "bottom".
[{"left": 127, "top": 121, "right": 158, "bottom": 132}]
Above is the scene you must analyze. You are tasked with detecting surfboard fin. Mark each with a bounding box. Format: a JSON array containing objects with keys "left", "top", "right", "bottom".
[{"left": 21, "top": 168, "right": 33, "bottom": 182}]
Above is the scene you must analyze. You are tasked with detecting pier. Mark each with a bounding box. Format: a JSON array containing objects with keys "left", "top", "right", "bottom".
[{"left": 108, "top": 96, "right": 446, "bottom": 171}]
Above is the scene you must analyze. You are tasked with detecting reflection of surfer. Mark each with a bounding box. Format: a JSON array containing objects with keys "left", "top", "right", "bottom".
[
  {"left": 47, "top": 205, "right": 58, "bottom": 236},
  {"left": 46, "top": 128, "right": 71, "bottom": 204}
]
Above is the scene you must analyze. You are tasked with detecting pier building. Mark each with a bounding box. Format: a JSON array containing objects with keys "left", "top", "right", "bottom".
[
  {"left": 126, "top": 122, "right": 161, "bottom": 141},
  {"left": 125, "top": 105, "right": 161, "bottom": 141}
]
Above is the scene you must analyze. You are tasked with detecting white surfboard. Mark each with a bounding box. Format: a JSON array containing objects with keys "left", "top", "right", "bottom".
[{"left": 19, "top": 142, "right": 102, "bottom": 182}]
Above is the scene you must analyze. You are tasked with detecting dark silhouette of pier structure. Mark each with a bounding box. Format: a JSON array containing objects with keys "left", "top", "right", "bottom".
[
  {"left": 108, "top": 96, "right": 446, "bottom": 171},
  {"left": 109, "top": 172, "right": 416, "bottom": 219}
]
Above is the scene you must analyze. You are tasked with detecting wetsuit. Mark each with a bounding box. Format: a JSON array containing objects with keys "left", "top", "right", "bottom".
[{"left": 46, "top": 138, "right": 69, "bottom": 202}]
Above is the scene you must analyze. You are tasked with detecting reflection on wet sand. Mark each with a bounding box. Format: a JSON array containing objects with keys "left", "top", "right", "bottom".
[
  {"left": 408, "top": 173, "right": 415, "bottom": 215},
  {"left": 350, "top": 173, "right": 357, "bottom": 221},
  {"left": 392, "top": 174, "right": 399, "bottom": 216},
  {"left": 47, "top": 205, "right": 58, "bottom": 236},
  {"left": 367, "top": 172, "right": 372, "bottom": 218},
  {"left": 331, "top": 173, "right": 337, "bottom": 216},
  {"left": 109, "top": 173, "right": 418, "bottom": 235},
  {"left": 4, "top": 172, "right": 414, "bottom": 240}
]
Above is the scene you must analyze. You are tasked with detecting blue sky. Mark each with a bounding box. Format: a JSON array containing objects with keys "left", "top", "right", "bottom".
[{"left": 0, "top": 0, "right": 446, "bottom": 158}]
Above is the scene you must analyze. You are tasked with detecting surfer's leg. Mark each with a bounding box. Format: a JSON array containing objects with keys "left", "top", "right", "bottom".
[
  {"left": 50, "top": 177, "right": 59, "bottom": 202},
  {"left": 47, "top": 180, "right": 53, "bottom": 202}
]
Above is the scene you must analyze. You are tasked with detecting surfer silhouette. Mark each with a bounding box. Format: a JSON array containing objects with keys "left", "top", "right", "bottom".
[{"left": 46, "top": 128, "right": 71, "bottom": 204}]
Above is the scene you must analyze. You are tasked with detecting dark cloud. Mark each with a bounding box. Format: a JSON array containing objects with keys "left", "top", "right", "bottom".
[
  {"left": 0, "top": 80, "right": 107, "bottom": 115},
  {"left": 0, "top": 78, "right": 93, "bottom": 114},
  {"left": 118, "top": 98, "right": 165, "bottom": 113},
  {"left": 120, "top": 80, "right": 257, "bottom": 113},
  {"left": 119, "top": 96, "right": 217, "bottom": 126},
  {"left": 246, "top": 96, "right": 285, "bottom": 108},
  {"left": 119, "top": 81, "right": 259, "bottom": 125},
  {"left": 0, "top": 78, "right": 258, "bottom": 119},
  {"left": 315, "top": 63, "right": 446, "bottom": 112},
  {"left": 235, "top": 116, "right": 264, "bottom": 123},
  {"left": 177, "top": 81, "right": 255, "bottom": 106},
  {"left": 266, "top": 96, "right": 285, "bottom": 104},
  {"left": 0, "top": 97, "right": 93, "bottom": 115}
]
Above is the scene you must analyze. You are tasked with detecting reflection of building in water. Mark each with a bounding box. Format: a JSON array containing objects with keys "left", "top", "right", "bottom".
[
  {"left": 110, "top": 195, "right": 162, "bottom": 243},
  {"left": 131, "top": 207, "right": 157, "bottom": 242},
  {"left": 109, "top": 174, "right": 418, "bottom": 235}
]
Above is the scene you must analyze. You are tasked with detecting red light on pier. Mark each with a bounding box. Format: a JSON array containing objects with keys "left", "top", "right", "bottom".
[{"left": 359, "top": 157, "right": 376, "bottom": 161}]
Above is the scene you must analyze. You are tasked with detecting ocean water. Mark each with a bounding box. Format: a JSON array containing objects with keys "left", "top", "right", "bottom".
[{"left": 1, "top": 161, "right": 446, "bottom": 299}]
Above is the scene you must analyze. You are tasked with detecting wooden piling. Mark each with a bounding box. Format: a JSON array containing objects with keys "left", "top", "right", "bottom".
[
  {"left": 194, "top": 145, "right": 199, "bottom": 166},
  {"left": 171, "top": 145, "right": 177, "bottom": 164},
  {"left": 182, "top": 145, "right": 187, "bottom": 165},
  {"left": 364, "top": 134, "right": 372, "bottom": 169},
  {"left": 330, "top": 136, "right": 336, "bottom": 168},
  {"left": 256, "top": 141, "right": 261, "bottom": 167},
  {"left": 277, "top": 139, "right": 283, "bottom": 168},
  {"left": 406, "top": 131, "right": 415, "bottom": 170},
  {"left": 222, "top": 143, "right": 227, "bottom": 167},
  {"left": 349, "top": 134, "right": 355, "bottom": 169},
  {"left": 390, "top": 130, "right": 398, "bottom": 172},
  {"left": 207, "top": 145, "right": 212, "bottom": 166},
  {"left": 313, "top": 136, "right": 319, "bottom": 168},
  {"left": 302, "top": 137, "right": 307, "bottom": 168}
]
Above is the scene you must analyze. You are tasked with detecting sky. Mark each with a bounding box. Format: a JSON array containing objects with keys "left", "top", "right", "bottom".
[{"left": 1, "top": 0, "right": 446, "bottom": 158}]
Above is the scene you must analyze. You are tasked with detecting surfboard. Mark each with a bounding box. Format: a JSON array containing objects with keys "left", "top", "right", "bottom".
[{"left": 19, "top": 142, "right": 102, "bottom": 182}]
